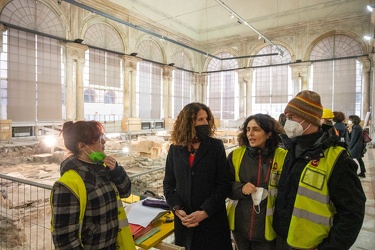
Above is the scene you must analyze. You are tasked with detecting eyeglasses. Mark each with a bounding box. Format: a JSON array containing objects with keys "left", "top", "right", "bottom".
[{"left": 96, "top": 134, "right": 105, "bottom": 143}]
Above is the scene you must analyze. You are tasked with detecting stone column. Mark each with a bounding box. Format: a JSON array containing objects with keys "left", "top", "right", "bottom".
[
  {"left": 0, "top": 24, "right": 8, "bottom": 120},
  {"left": 192, "top": 73, "right": 199, "bottom": 102},
  {"left": 162, "top": 66, "right": 174, "bottom": 119},
  {"left": 63, "top": 42, "right": 88, "bottom": 121},
  {"left": 358, "top": 56, "right": 371, "bottom": 119},
  {"left": 0, "top": 24, "right": 7, "bottom": 53},
  {"left": 237, "top": 69, "right": 251, "bottom": 119},
  {"left": 76, "top": 58, "right": 86, "bottom": 120},
  {"left": 197, "top": 73, "right": 208, "bottom": 104},
  {"left": 246, "top": 69, "right": 254, "bottom": 117},
  {"left": 289, "top": 62, "right": 311, "bottom": 95},
  {"left": 122, "top": 55, "right": 142, "bottom": 131}
]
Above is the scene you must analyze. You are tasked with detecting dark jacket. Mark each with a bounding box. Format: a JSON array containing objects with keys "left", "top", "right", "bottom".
[
  {"left": 228, "top": 146, "right": 276, "bottom": 242},
  {"left": 333, "top": 122, "right": 350, "bottom": 148},
  {"left": 163, "top": 137, "right": 232, "bottom": 250},
  {"left": 51, "top": 156, "right": 131, "bottom": 250},
  {"left": 348, "top": 124, "right": 364, "bottom": 158},
  {"left": 273, "top": 129, "right": 366, "bottom": 250}
]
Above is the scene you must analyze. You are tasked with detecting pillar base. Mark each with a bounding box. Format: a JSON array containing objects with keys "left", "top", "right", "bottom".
[{"left": 121, "top": 117, "right": 142, "bottom": 131}]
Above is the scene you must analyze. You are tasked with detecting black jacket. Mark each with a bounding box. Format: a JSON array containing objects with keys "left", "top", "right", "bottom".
[
  {"left": 273, "top": 129, "right": 366, "bottom": 250},
  {"left": 163, "top": 137, "right": 232, "bottom": 250}
]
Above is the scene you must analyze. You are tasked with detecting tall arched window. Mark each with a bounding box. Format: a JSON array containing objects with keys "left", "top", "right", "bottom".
[
  {"left": 0, "top": 0, "right": 64, "bottom": 122},
  {"left": 172, "top": 51, "right": 193, "bottom": 118},
  {"left": 310, "top": 35, "right": 363, "bottom": 116},
  {"left": 83, "top": 23, "right": 124, "bottom": 121},
  {"left": 252, "top": 45, "right": 292, "bottom": 118},
  {"left": 137, "top": 40, "right": 163, "bottom": 119},
  {"left": 207, "top": 52, "right": 238, "bottom": 120}
]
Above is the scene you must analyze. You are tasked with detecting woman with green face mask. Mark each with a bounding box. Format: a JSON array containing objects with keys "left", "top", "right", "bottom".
[{"left": 50, "top": 120, "right": 134, "bottom": 249}]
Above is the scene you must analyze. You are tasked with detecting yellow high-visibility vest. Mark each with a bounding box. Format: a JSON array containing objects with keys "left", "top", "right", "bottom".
[
  {"left": 228, "top": 146, "right": 286, "bottom": 240},
  {"left": 287, "top": 146, "right": 345, "bottom": 249},
  {"left": 50, "top": 170, "right": 136, "bottom": 250}
]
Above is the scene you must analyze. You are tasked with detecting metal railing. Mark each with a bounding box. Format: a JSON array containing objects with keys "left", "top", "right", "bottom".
[
  {"left": 0, "top": 168, "right": 176, "bottom": 250},
  {"left": 0, "top": 175, "right": 53, "bottom": 250}
]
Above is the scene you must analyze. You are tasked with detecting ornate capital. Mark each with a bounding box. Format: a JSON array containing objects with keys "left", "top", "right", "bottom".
[
  {"left": 123, "top": 55, "right": 142, "bottom": 70},
  {"left": 289, "top": 62, "right": 311, "bottom": 79},
  {"left": 357, "top": 56, "right": 370, "bottom": 73},
  {"left": 63, "top": 42, "right": 88, "bottom": 60}
]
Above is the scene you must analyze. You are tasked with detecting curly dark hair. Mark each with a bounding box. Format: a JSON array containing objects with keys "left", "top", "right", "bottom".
[
  {"left": 237, "top": 114, "right": 285, "bottom": 147},
  {"left": 60, "top": 120, "right": 105, "bottom": 154},
  {"left": 333, "top": 111, "right": 346, "bottom": 123},
  {"left": 170, "top": 102, "right": 216, "bottom": 146}
]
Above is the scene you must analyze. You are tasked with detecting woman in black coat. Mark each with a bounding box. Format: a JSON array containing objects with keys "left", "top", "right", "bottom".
[
  {"left": 163, "top": 102, "right": 232, "bottom": 250},
  {"left": 348, "top": 115, "right": 366, "bottom": 177}
]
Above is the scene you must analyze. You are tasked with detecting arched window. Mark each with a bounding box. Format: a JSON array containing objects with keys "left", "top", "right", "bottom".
[
  {"left": 84, "top": 88, "right": 96, "bottom": 103},
  {"left": 172, "top": 51, "right": 193, "bottom": 118},
  {"left": 0, "top": 0, "right": 64, "bottom": 122},
  {"left": 310, "top": 35, "right": 363, "bottom": 116},
  {"left": 83, "top": 23, "right": 124, "bottom": 120},
  {"left": 207, "top": 52, "right": 239, "bottom": 120},
  {"left": 252, "top": 45, "right": 292, "bottom": 118},
  {"left": 137, "top": 40, "right": 163, "bottom": 119},
  {"left": 104, "top": 91, "right": 116, "bottom": 104}
]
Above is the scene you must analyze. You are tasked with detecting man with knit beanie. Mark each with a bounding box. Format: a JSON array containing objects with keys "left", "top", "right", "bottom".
[{"left": 273, "top": 90, "right": 365, "bottom": 250}]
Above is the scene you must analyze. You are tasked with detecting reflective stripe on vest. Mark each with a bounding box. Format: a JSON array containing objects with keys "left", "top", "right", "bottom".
[
  {"left": 287, "top": 146, "right": 345, "bottom": 249},
  {"left": 229, "top": 146, "right": 287, "bottom": 241},
  {"left": 53, "top": 170, "right": 136, "bottom": 250}
]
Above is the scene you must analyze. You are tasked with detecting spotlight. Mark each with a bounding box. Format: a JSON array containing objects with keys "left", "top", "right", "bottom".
[
  {"left": 229, "top": 13, "right": 234, "bottom": 19},
  {"left": 168, "top": 63, "right": 175, "bottom": 66},
  {"left": 364, "top": 35, "right": 372, "bottom": 41},
  {"left": 367, "top": 5, "right": 375, "bottom": 12},
  {"left": 130, "top": 52, "right": 138, "bottom": 56},
  {"left": 74, "top": 38, "right": 84, "bottom": 44},
  {"left": 237, "top": 19, "right": 242, "bottom": 24}
]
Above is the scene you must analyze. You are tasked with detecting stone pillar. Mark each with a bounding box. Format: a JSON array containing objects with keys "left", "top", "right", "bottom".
[
  {"left": 197, "top": 73, "right": 208, "bottom": 104},
  {"left": 246, "top": 69, "right": 254, "bottom": 117},
  {"left": 192, "top": 73, "right": 199, "bottom": 102},
  {"left": 122, "top": 55, "right": 142, "bottom": 131},
  {"left": 63, "top": 42, "right": 88, "bottom": 121},
  {"left": 0, "top": 24, "right": 7, "bottom": 53},
  {"left": 0, "top": 24, "right": 8, "bottom": 120},
  {"left": 76, "top": 58, "right": 86, "bottom": 120},
  {"left": 162, "top": 66, "right": 174, "bottom": 119},
  {"left": 358, "top": 56, "right": 371, "bottom": 119},
  {"left": 289, "top": 62, "right": 311, "bottom": 95},
  {"left": 237, "top": 69, "right": 251, "bottom": 119}
]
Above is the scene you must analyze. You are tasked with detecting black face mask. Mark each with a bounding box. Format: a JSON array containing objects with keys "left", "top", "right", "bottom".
[{"left": 195, "top": 124, "right": 210, "bottom": 141}]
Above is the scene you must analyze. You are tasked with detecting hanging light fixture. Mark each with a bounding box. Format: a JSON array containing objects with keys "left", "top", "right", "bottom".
[{"left": 215, "top": 0, "right": 284, "bottom": 56}]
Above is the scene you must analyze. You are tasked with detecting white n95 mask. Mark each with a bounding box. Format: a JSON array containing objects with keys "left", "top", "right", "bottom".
[
  {"left": 251, "top": 187, "right": 268, "bottom": 214},
  {"left": 284, "top": 119, "right": 311, "bottom": 138}
]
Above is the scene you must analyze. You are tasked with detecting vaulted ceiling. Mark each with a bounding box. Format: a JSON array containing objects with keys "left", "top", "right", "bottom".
[{"left": 107, "top": 0, "right": 369, "bottom": 43}]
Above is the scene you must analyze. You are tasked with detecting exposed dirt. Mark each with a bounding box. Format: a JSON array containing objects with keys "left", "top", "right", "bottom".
[{"left": 0, "top": 137, "right": 169, "bottom": 249}]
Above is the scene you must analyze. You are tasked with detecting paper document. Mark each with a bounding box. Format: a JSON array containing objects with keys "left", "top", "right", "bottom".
[{"left": 125, "top": 197, "right": 169, "bottom": 227}]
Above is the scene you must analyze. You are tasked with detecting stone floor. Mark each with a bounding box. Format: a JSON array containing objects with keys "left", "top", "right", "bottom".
[{"left": 351, "top": 147, "right": 375, "bottom": 250}]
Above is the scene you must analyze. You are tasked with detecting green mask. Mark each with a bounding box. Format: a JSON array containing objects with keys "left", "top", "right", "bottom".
[
  {"left": 84, "top": 145, "right": 106, "bottom": 163},
  {"left": 88, "top": 151, "right": 106, "bottom": 163}
]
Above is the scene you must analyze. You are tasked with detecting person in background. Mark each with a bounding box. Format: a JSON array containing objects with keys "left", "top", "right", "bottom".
[
  {"left": 50, "top": 121, "right": 135, "bottom": 249},
  {"left": 227, "top": 114, "right": 286, "bottom": 250},
  {"left": 321, "top": 108, "right": 335, "bottom": 133},
  {"left": 163, "top": 102, "right": 232, "bottom": 250},
  {"left": 333, "top": 111, "right": 350, "bottom": 149},
  {"left": 278, "top": 113, "right": 286, "bottom": 127},
  {"left": 348, "top": 115, "right": 367, "bottom": 178},
  {"left": 273, "top": 90, "right": 366, "bottom": 250}
]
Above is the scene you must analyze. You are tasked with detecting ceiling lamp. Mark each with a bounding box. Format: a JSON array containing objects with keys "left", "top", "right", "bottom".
[
  {"left": 215, "top": 0, "right": 284, "bottom": 56},
  {"left": 367, "top": 5, "right": 375, "bottom": 12}
]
